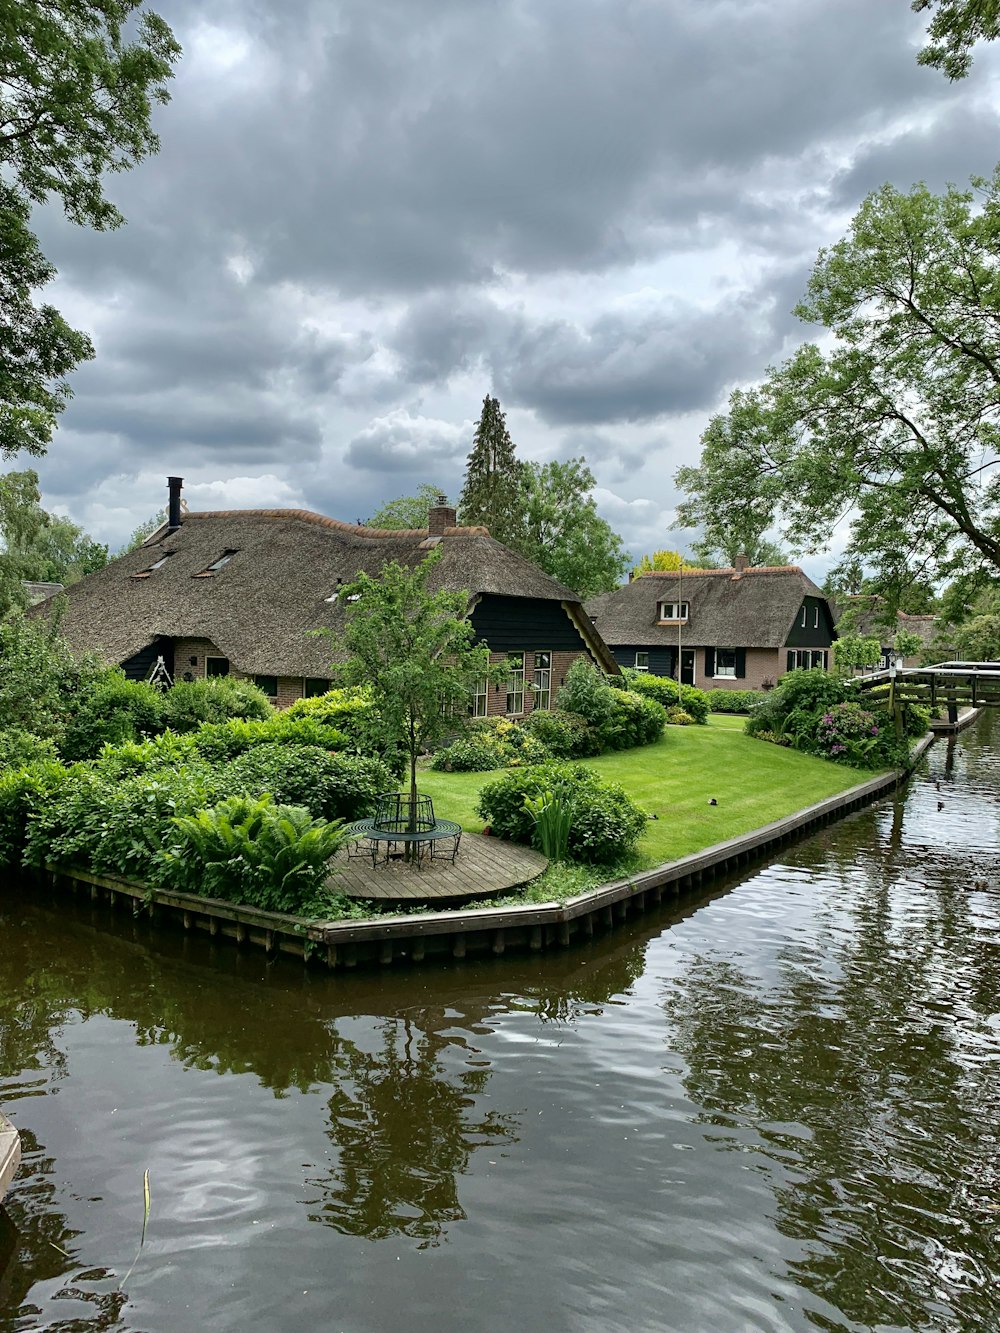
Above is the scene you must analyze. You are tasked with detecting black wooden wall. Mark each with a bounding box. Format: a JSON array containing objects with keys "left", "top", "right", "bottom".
[{"left": 470, "top": 596, "right": 587, "bottom": 652}]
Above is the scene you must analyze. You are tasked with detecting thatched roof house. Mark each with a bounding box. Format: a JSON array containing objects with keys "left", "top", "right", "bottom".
[
  {"left": 835, "top": 599, "right": 945, "bottom": 666},
  {"left": 34, "top": 482, "right": 616, "bottom": 712},
  {"left": 587, "top": 560, "right": 836, "bottom": 690}
]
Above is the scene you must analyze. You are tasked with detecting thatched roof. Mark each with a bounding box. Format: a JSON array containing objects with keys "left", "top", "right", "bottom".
[
  {"left": 36, "top": 508, "right": 613, "bottom": 676},
  {"left": 836, "top": 599, "right": 941, "bottom": 649},
  {"left": 587, "top": 566, "right": 832, "bottom": 649}
]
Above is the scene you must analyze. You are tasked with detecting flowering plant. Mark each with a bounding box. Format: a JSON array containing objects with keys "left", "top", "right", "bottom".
[{"left": 815, "top": 702, "right": 881, "bottom": 766}]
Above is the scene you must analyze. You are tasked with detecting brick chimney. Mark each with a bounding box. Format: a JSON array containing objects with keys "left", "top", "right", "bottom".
[
  {"left": 167, "top": 476, "right": 183, "bottom": 532},
  {"left": 733, "top": 552, "right": 749, "bottom": 572},
  {"left": 428, "top": 493, "right": 456, "bottom": 536}
]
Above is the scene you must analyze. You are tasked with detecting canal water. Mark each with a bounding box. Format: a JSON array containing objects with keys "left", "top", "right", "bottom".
[{"left": 2, "top": 717, "right": 999, "bottom": 1332}]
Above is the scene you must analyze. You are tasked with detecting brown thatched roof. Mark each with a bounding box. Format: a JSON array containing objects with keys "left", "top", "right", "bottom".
[
  {"left": 836, "top": 599, "right": 941, "bottom": 649},
  {"left": 587, "top": 565, "right": 832, "bottom": 649},
  {"left": 36, "top": 508, "right": 613, "bottom": 676}
]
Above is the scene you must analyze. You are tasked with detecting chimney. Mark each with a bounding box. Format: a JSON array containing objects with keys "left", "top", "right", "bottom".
[
  {"left": 733, "top": 553, "right": 749, "bottom": 573},
  {"left": 428, "top": 493, "right": 456, "bottom": 536},
  {"left": 167, "top": 476, "right": 183, "bottom": 532}
]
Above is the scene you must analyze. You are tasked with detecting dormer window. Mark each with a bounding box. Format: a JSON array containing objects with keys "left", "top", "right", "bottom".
[
  {"left": 194, "top": 550, "right": 237, "bottom": 577},
  {"left": 131, "top": 551, "right": 174, "bottom": 579},
  {"left": 658, "top": 601, "right": 689, "bottom": 622}
]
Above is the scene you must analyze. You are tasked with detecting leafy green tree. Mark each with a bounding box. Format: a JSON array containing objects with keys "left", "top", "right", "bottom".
[
  {"left": 913, "top": 0, "right": 1000, "bottom": 78},
  {"left": 0, "top": 469, "right": 107, "bottom": 614},
  {"left": 953, "top": 614, "right": 1000, "bottom": 660},
  {"left": 693, "top": 536, "right": 790, "bottom": 568},
  {"left": 519, "top": 458, "right": 628, "bottom": 598},
  {"left": 366, "top": 484, "right": 445, "bottom": 530},
  {"left": 326, "top": 552, "right": 494, "bottom": 826},
  {"left": 833, "top": 634, "right": 884, "bottom": 673},
  {"left": 676, "top": 170, "right": 1000, "bottom": 618},
  {"left": 1, "top": 0, "right": 180, "bottom": 458},
  {"left": 123, "top": 507, "right": 167, "bottom": 551},
  {"left": 457, "top": 395, "right": 525, "bottom": 546}
]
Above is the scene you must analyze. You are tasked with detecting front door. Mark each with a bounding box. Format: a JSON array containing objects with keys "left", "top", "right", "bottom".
[{"left": 680, "top": 649, "right": 695, "bottom": 686}]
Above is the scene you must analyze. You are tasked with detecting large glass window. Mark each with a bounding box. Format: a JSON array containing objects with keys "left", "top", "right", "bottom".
[
  {"left": 206, "top": 656, "right": 230, "bottom": 678},
  {"left": 715, "top": 649, "right": 737, "bottom": 678},
  {"left": 787, "top": 649, "right": 827, "bottom": 671},
  {"left": 532, "top": 652, "right": 551, "bottom": 709},
  {"left": 506, "top": 654, "right": 525, "bottom": 715},
  {"left": 470, "top": 676, "right": 488, "bottom": 718},
  {"left": 253, "top": 674, "right": 278, "bottom": 698},
  {"left": 634, "top": 651, "right": 649, "bottom": 672},
  {"left": 303, "top": 677, "right": 330, "bottom": 697}
]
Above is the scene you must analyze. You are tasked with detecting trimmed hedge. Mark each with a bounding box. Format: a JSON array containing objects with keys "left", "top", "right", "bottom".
[
  {"left": 522, "top": 708, "right": 598, "bottom": 758},
  {"left": 624, "top": 671, "right": 709, "bottom": 724},
  {"left": 192, "top": 714, "right": 347, "bottom": 762},
  {"left": 160, "top": 677, "right": 274, "bottom": 732},
  {"left": 476, "top": 761, "right": 647, "bottom": 864},
  {"left": 704, "top": 688, "right": 766, "bottom": 714},
  {"left": 222, "top": 744, "right": 393, "bottom": 821}
]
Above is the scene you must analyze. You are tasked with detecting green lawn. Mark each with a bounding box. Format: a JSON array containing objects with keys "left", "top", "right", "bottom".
[{"left": 418, "top": 717, "right": 867, "bottom": 869}]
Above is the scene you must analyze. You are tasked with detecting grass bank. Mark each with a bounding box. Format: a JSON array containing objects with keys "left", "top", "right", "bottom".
[{"left": 418, "top": 716, "right": 867, "bottom": 872}]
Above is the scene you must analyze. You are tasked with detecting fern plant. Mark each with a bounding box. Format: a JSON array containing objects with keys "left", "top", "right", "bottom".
[{"left": 161, "top": 795, "right": 344, "bottom": 913}]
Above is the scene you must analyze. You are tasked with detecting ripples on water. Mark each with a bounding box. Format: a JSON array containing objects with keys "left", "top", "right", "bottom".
[{"left": 2, "top": 717, "right": 999, "bottom": 1332}]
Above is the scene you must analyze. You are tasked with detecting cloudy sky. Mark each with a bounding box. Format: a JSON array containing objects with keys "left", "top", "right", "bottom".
[{"left": 29, "top": 0, "right": 1000, "bottom": 568}]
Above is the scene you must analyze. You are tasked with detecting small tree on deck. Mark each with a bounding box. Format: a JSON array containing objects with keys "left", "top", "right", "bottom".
[{"left": 327, "top": 552, "right": 494, "bottom": 827}]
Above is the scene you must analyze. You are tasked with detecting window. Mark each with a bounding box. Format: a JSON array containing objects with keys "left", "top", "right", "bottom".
[
  {"left": 303, "top": 677, "right": 330, "bottom": 697},
  {"left": 786, "top": 649, "right": 827, "bottom": 671},
  {"left": 470, "top": 676, "right": 488, "bottom": 718},
  {"left": 634, "top": 651, "right": 650, "bottom": 672},
  {"left": 533, "top": 652, "right": 551, "bottom": 709},
  {"left": 194, "top": 550, "right": 237, "bottom": 577},
  {"left": 715, "top": 649, "right": 737, "bottom": 678},
  {"left": 658, "top": 601, "right": 689, "bottom": 622},
  {"left": 506, "top": 653, "right": 525, "bottom": 715},
  {"left": 253, "top": 674, "right": 278, "bottom": 698},
  {"left": 800, "top": 605, "right": 807, "bottom": 627},
  {"left": 813, "top": 606, "right": 820, "bottom": 629},
  {"left": 131, "top": 551, "right": 173, "bottom": 579},
  {"left": 206, "top": 656, "right": 230, "bottom": 677}
]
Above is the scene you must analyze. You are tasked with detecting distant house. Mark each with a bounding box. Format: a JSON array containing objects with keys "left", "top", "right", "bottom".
[
  {"left": 587, "top": 558, "right": 836, "bottom": 690},
  {"left": 22, "top": 580, "right": 64, "bottom": 606},
  {"left": 835, "top": 601, "right": 943, "bottom": 668},
  {"left": 35, "top": 480, "right": 617, "bottom": 713}
]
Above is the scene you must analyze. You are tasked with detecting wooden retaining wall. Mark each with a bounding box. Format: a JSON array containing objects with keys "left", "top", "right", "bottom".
[
  {"left": 0, "top": 1113, "right": 20, "bottom": 1206},
  {"left": 36, "top": 736, "right": 936, "bottom": 974}
]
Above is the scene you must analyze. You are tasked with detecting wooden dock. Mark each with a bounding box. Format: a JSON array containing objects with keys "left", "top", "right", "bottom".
[{"left": 330, "top": 833, "right": 548, "bottom": 903}]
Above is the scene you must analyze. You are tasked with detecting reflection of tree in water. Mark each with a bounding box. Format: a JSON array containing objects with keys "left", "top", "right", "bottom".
[
  {"left": 662, "top": 818, "right": 1000, "bottom": 1330},
  {"left": 308, "top": 1012, "right": 519, "bottom": 1245}
]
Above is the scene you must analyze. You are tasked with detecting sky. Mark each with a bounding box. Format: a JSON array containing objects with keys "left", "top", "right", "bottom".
[{"left": 27, "top": 0, "right": 1000, "bottom": 571}]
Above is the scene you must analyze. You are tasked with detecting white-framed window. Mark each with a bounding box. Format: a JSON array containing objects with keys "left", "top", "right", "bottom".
[
  {"left": 715, "top": 649, "right": 737, "bottom": 678},
  {"left": 800, "top": 605, "right": 807, "bottom": 627},
  {"left": 506, "top": 653, "right": 525, "bottom": 715},
  {"left": 787, "top": 649, "right": 828, "bottom": 671},
  {"left": 658, "top": 601, "right": 689, "bottom": 622},
  {"left": 813, "top": 606, "right": 820, "bottom": 628},
  {"left": 533, "top": 652, "right": 551, "bottom": 709},
  {"left": 634, "top": 651, "right": 650, "bottom": 672},
  {"left": 206, "top": 655, "right": 230, "bottom": 678},
  {"left": 470, "top": 676, "right": 488, "bottom": 718}
]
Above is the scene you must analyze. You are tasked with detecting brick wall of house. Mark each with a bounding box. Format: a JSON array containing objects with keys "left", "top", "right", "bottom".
[
  {"left": 700, "top": 648, "right": 782, "bottom": 692},
  {"left": 170, "top": 637, "right": 318, "bottom": 708},
  {"left": 481, "top": 647, "right": 593, "bottom": 719}
]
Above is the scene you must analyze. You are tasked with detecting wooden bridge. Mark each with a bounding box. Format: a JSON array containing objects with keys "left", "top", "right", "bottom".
[{"left": 856, "top": 661, "right": 1000, "bottom": 723}]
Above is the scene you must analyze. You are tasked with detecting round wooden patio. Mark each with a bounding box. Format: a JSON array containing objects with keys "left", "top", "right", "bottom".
[{"left": 328, "top": 832, "right": 548, "bottom": 905}]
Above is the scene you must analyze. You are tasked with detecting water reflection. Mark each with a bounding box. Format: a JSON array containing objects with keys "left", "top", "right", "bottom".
[{"left": 2, "top": 719, "right": 1000, "bottom": 1331}]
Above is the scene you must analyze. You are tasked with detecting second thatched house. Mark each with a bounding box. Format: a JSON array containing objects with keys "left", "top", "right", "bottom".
[
  {"left": 33, "top": 479, "right": 617, "bottom": 714},
  {"left": 587, "top": 559, "right": 837, "bottom": 690}
]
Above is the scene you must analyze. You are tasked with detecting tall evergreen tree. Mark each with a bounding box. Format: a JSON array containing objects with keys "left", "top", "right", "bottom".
[{"left": 457, "top": 395, "right": 525, "bottom": 546}]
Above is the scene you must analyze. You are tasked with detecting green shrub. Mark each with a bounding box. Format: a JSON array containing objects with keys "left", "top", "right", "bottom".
[
  {"left": 22, "top": 764, "right": 224, "bottom": 881},
  {"left": 522, "top": 708, "right": 597, "bottom": 758},
  {"left": 432, "top": 717, "right": 552, "bottom": 771},
  {"left": 192, "top": 714, "right": 347, "bottom": 762},
  {"left": 0, "top": 729, "right": 59, "bottom": 770},
  {"left": 816, "top": 702, "right": 891, "bottom": 767},
  {"left": 664, "top": 707, "right": 695, "bottom": 725},
  {"left": 623, "top": 671, "right": 709, "bottom": 723},
  {"left": 160, "top": 795, "right": 344, "bottom": 914},
  {"left": 59, "top": 671, "right": 165, "bottom": 761},
  {"left": 705, "top": 688, "right": 766, "bottom": 714},
  {"left": 0, "top": 612, "right": 107, "bottom": 741},
  {"left": 88, "top": 731, "right": 202, "bottom": 780},
  {"left": 745, "top": 669, "right": 856, "bottom": 743},
  {"left": 555, "top": 662, "right": 665, "bottom": 751},
  {"left": 222, "top": 744, "right": 393, "bottom": 821},
  {"left": 477, "top": 762, "right": 646, "bottom": 864},
  {"left": 0, "top": 760, "right": 69, "bottom": 869},
  {"left": 431, "top": 735, "right": 505, "bottom": 772},
  {"left": 161, "top": 677, "right": 273, "bottom": 732},
  {"left": 524, "top": 789, "right": 573, "bottom": 862},
  {"left": 901, "top": 702, "right": 932, "bottom": 737}
]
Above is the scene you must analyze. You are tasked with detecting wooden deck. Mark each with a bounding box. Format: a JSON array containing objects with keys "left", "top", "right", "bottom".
[{"left": 328, "top": 833, "right": 548, "bottom": 903}]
